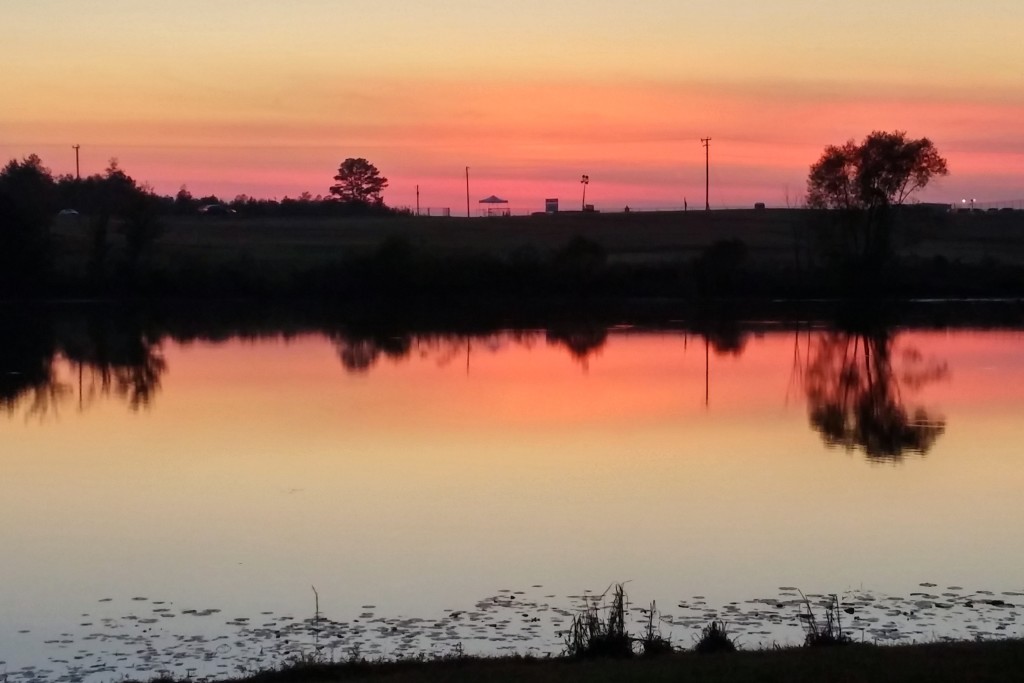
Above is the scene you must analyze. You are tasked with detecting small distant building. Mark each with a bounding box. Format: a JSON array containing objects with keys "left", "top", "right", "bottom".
[{"left": 545, "top": 198, "right": 559, "bottom": 214}]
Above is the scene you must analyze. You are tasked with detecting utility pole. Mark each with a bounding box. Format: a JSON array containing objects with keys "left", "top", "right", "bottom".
[
  {"left": 72, "top": 144, "right": 81, "bottom": 180},
  {"left": 700, "top": 138, "right": 711, "bottom": 210},
  {"left": 416, "top": 184, "right": 420, "bottom": 216},
  {"left": 465, "top": 167, "right": 470, "bottom": 218}
]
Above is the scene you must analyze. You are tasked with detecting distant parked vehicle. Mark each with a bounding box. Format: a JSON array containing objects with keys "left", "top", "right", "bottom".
[
  {"left": 198, "top": 204, "right": 235, "bottom": 215},
  {"left": 57, "top": 208, "right": 79, "bottom": 216}
]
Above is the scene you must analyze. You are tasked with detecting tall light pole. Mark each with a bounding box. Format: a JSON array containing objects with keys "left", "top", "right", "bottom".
[
  {"left": 580, "top": 174, "right": 589, "bottom": 211},
  {"left": 700, "top": 138, "right": 711, "bottom": 211},
  {"left": 465, "top": 167, "right": 470, "bottom": 218},
  {"left": 415, "top": 184, "right": 420, "bottom": 216},
  {"left": 72, "top": 144, "right": 80, "bottom": 180}
]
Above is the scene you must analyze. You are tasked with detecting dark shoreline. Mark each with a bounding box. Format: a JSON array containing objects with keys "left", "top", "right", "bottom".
[
  {"left": 6, "top": 295, "right": 1024, "bottom": 335},
  {"left": 8, "top": 207, "right": 1024, "bottom": 305},
  {"left": 131, "top": 639, "right": 1024, "bottom": 683},
  {"left": 16, "top": 256, "right": 1024, "bottom": 304}
]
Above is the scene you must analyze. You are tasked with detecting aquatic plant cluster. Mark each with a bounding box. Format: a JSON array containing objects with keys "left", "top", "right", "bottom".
[{"left": 2, "top": 584, "right": 1021, "bottom": 683}]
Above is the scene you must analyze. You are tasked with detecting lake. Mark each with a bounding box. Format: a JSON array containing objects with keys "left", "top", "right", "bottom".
[{"left": 2, "top": 306, "right": 1023, "bottom": 680}]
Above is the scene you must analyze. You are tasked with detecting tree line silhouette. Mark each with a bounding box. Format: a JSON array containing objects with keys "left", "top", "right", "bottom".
[
  {"left": 4, "top": 135, "right": 1024, "bottom": 303},
  {"left": 0, "top": 154, "right": 404, "bottom": 296}
]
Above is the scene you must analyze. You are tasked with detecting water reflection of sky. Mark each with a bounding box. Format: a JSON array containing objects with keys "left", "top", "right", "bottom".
[{"left": 2, "top": 328, "right": 1023, "bottom": 679}]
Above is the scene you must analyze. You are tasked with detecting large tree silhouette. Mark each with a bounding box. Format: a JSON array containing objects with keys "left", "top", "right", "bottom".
[
  {"left": 807, "top": 131, "right": 948, "bottom": 266},
  {"left": 329, "top": 158, "right": 389, "bottom": 205},
  {"left": 804, "top": 330, "right": 947, "bottom": 460}
]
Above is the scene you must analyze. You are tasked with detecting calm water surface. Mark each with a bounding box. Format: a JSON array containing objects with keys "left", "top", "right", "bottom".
[{"left": 2, "top": 315, "right": 1023, "bottom": 679}]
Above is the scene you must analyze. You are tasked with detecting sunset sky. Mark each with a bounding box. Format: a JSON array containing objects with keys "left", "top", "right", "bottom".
[{"left": 3, "top": 0, "right": 1022, "bottom": 210}]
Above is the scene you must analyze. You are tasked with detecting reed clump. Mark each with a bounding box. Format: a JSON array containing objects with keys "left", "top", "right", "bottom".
[
  {"left": 562, "top": 584, "right": 673, "bottom": 659},
  {"left": 563, "top": 583, "right": 632, "bottom": 659},
  {"left": 799, "top": 592, "right": 852, "bottom": 647},
  {"left": 637, "top": 601, "right": 675, "bottom": 657},
  {"left": 694, "top": 620, "right": 737, "bottom": 654}
]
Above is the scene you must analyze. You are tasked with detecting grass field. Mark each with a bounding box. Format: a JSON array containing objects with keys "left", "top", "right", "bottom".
[
  {"left": 41, "top": 208, "right": 1024, "bottom": 301},
  {"left": 51, "top": 208, "right": 1024, "bottom": 266}
]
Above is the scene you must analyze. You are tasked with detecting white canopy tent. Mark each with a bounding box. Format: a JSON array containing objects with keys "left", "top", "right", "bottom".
[{"left": 478, "top": 195, "right": 510, "bottom": 216}]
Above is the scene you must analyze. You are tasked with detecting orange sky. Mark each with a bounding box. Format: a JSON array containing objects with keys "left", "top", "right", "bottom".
[{"left": 2, "top": 1, "right": 1023, "bottom": 209}]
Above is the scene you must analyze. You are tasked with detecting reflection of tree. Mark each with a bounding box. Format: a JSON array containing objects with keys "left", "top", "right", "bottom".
[
  {"left": 77, "top": 347, "right": 165, "bottom": 411},
  {"left": 61, "top": 319, "right": 166, "bottom": 411},
  {"left": 329, "top": 326, "right": 604, "bottom": 374},
  {"left": 545, "top": 324, "right": 608, "bottom": 367},
  {"left": 1, "top": 313, "right": 166, "bottom": 418},
  {"left": 418, "top": 333, "right": 530, "bottom": 373},
  {"left": 703, "top": 319, "right": 748, "bottom": 357},
  {"left": 804, "top": 330, "right": 947, "bottom": 459},
  {"left": 333, "top": 333, "right": 412, "bottom": 373},
  {"left": 0, "top": 315, "right": 64, "bottom": 417}
]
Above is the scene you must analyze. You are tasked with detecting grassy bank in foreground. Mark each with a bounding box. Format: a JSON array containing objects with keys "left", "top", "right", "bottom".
[{"left": 184, "top": 640, "right": 1024, "bottom": 683}]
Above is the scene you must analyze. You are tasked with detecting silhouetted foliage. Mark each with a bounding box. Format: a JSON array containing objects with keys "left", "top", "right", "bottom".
[
  {"left": 552, "top": 236, "right": 607, "bottom": 272},
  {"left": 330, "top": 158, "right": 389, "bottom": 207},
  {"left": 5, "top": 147, "right": 1020, "bottom": 303},
  {"left": 173, "top": 186, "right": 200, "bottom": 214},
  {"left": 327, "top": 323, "right": 613, "bottom": 374},
  {"left": 0, "top": 312, "right": 58, "bottom": 413},
  {"left": 332, "top": 331, "right": 413, "bottom": 373},
  {"left": 549, "top": 235, "right": 609, "bottom": 292},
  {"left": 563, "top": 584, "right": 633, "bottom": 659},
  {"left": 807, "top": 131, "right": 948, "bottom": 267},
  {"left": 53, "top": 158, "right": 166, "bottom": 281},
  {"left": 62, "top": 316, "right": 167, "bottom": 411},
  {"left": 804, "top": 329, "right": 947, "bottom": 459},
  {"left": 121, "top": 190, "right": 164, "bottom": 266},
  {"left": 0, "top": 155, "right": 56, "bottom": 293},
  {"left": 808, "top": 132, "right": 948, "bottom": 211},
  {"left": 694, "top": 621, "right": 737, "bottom": 654},
  {"left": 700, "top": 317, "right": 749, "bottom": 356},
  {"left": 637, "top": 602, "right": 674, "bottom": 657},
  {"left": 545, "top": 324, "right": 608, "bottom": 364},
  {"left": 694, "top": 239, "right": 748, "bottom": 295},
  {"left": 799, "top": 593, "right": 852, "bottom": 647},
  {"left": 0, "top": 309, "right": 166, "bottom": 418},
  {"left": 225, "top": 193, "right": 398, "bottom": 218}
]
